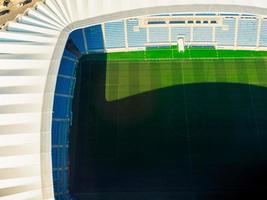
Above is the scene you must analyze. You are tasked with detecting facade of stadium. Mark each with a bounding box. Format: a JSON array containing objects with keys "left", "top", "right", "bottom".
[{"left": 0, "top": 0, "right": 267, "bottom": 199}]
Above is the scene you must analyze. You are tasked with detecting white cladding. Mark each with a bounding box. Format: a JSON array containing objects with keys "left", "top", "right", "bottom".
[{"left": 0, "top": 0, "right": 266, "bottom": 199}]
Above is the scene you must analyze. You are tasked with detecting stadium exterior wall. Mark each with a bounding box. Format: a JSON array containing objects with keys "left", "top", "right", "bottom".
[
  {"left": 0, "top": 0, "right": 267, "bottom": 199},
  {"left": 47, "top": 5, "right": 267, "bottom": 197},
  {"left": 24, "top": 2, "right": 267, "bottom": 199}
]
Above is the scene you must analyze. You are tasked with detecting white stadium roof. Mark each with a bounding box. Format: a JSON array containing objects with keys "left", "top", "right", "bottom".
[{"left": 0, "top": 0, "right": 266, "bottom": 199}]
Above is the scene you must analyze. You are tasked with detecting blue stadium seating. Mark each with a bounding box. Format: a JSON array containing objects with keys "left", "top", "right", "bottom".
[
  {"left": 216, "top": 19, "right": 236, "bottom": 46},
  {"left": 171, "top": 27, "right": 191, "bottom": 42},
  {"left": 149, "top": 27, "right": 169, "bottom": 43},
  {"left": 53, "top": 96, "right": 72, "bottom": 119},
  {"left": 84, "top": 25, "right": 104, "bottom": 50},
  {"left": 58, "top": 58, "right": 76, "bottom": 76},
  {"left": 103, "top": 18, "right": 267, "bottom": 49},
  {"left": 52, "top": 43, "right": 76, "bottom": 200},
  {"left": 52, "top": 23, "right": 107, "bottom": 199},
  {"left": 69, "top": 29, "right": 86, "bottom": 54},
  {"left": 52, "top": 118, "right": 72, "bottom": 199},
  {"left": 52, "top": 15, "right": 267, "bottom": 200},
  {"left": 105, "top": 21, "right": 126, "bottom": 48},
  {"left": 55, "top": 77, "right": 75, "bottom": 95},
  {"left": 260, "top": 20, "right": 267, "bottom": 47},
  {"left": 127, "top": 19, "right": 147, "bottom": 47},
  {"left": 237, "top": 19, "right": 258, "bottom": 46},
  {"left": 52, "top": 105, "right": 72, "bottom": 199},
  {"left": 193, "top": 27, "right": 213, "bottom": 42},
  {"left": 63, "top": 49, "right": 77, "bottom": 60}
]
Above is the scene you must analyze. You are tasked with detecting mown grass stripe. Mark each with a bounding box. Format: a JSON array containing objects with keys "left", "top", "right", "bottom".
[
  {"left": 159, "top": 61, "right": 174, "bottom": 89},
  {"left": 150, "top": 61, "right": 162, "bottom": 91},
  {"left": 224, "top": 58, "right": 238, "bottom": 83},
  {"left": 128, "top": 61, "right": 140, "bottom": 97},
  {"left": 138, "top": 62, "right": 152, "bottom": 95},
  {"left": 245, "top": 60, "right": 260, "bottom": 86},
  {"left": 106, "top": 62, "right": 120, "bottom": 101},
  {"left": 117, "top": 61, "right": 130, "bottom": 100},
  {"left": 254, "top": 58, "right": 267, "bottom": 85},
  {"left": 171, "top": 61, "right": 183, "bottom": 86},
  {"left": 107, "top": 47, "right": 267, "bottom": 61},
  {"left": 203, "top": 59, "right": 216, "bottom": 83},
  {"left": 235, "top": 59, "right": 249, "bottom": 84},
  {"left": 182, "top": 60, "right": 195, "bottom": 84},
  {"left": 105, "top": 57, "right": 267, "bottom": 101},
  {"left": 214, "top": 59, "right": 227, "bottom": 83},
  {"left": 192, "top": 60, "right": 205, "bottom": 83}
]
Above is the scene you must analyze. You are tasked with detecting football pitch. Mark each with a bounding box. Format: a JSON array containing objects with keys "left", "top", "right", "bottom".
[
  {"left": 106, "top": 47, "right": 267, "bottom": 101},
  {"left": 70, "top": 48, "right": 267, "bottom": 199}
]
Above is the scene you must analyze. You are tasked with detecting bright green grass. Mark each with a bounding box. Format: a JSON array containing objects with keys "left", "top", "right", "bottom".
[
  {"left": 107, "top": 46, "right": 267, "bottom": 61},
  {"left": 105, "top": 47, "right": 267, "bottom": 101}
]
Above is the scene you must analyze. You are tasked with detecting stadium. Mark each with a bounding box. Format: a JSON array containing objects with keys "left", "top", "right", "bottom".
[{"left": 0, "top": 0, "right": 267, "bottom": 199}]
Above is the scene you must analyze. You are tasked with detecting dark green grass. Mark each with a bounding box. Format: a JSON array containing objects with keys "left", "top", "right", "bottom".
[
  {"left": 70, "top": 54, "right": 267, "bottom": 199},
  {"left": 106, "top": 58, "right": 267, "bottom": 101},
  {"left": 107, "top": 46, "right": 267, "bottom": 61},
  {"left": 105, "top": 47, "right": 267, "bottom": 101}
]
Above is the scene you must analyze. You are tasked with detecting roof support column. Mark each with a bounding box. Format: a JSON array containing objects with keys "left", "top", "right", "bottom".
[
  {"left": 234, "top": 17, "right": 239, "bottom": 49},
  {"left": 124, "top": 19, "right": 129, "bottom": 49},
  {"left": 168, "top": 23, "right": 171, "bottom": 44},
  {"left": 101, "top": 23, "right": 106, "bottom": 50}
]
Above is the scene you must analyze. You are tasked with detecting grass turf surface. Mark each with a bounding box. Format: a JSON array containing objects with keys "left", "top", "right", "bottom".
[
  {"left": 70, "top": 50, "right": 267, "bottom": 199},
  {"left": 106, "top": 47, "right": 267, "bottom": 101},
  {"left": 107, "top": 46, "right": 267, "bottom": 61}
]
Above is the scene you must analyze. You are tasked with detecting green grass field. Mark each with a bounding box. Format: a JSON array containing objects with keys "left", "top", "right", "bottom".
[
  {"left": 105, "top": 47, "right": 267, "bottom": 101},
  {"left": 71, "top": 48, "right": 267, "bottom": 198}
]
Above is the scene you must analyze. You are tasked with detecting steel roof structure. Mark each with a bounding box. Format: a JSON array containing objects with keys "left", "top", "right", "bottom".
[{"left": 0, "top": 0, "right": 266, "bottom": 199}]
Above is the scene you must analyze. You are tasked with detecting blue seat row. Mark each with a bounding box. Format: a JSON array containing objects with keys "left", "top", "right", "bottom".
[
  {"left": 193, "top": 27, "right": 213, "bottom": 42},
  {"left": 216, "top": 19, "right": 236, "bottom": 46},
  {"left": 69, "top": 29, "right": 86, "bottom": 54},
  {"left": 84, "top": 25, "right": 105, "bottom": 50},
  {"left": 105, "top": 21, "right": 126, "bottom": 48},
  {"left": 149, "top": 27, "right": 169, "bottom": 43},
  {"left": 127, "top": 19, "right": 147, "bottom": 47},
  {"left": 237, "top": 19, "right": 258, "bottom": 46},
  {"left": 52, "top": 23, "right": 106, "bottom": 199},
  {"left": 52, "top": 18, "right": 267, "bottom": 200},
  {"left": 171, "top": 27, "right": 191, "bottom": 42},
  {"left": 104, "top": 18, "right": 267, "bottom": 48},
  {"left": 52, "top": 40, "right": 77, "bottom": 199},
  {"left": 260, "top": 20, "right": 267, "bottom": 47}
]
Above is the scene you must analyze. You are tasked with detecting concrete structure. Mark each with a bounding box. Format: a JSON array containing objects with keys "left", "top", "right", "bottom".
[{"left": 0, "top": 0, "right": 266, "bottom": 199}]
